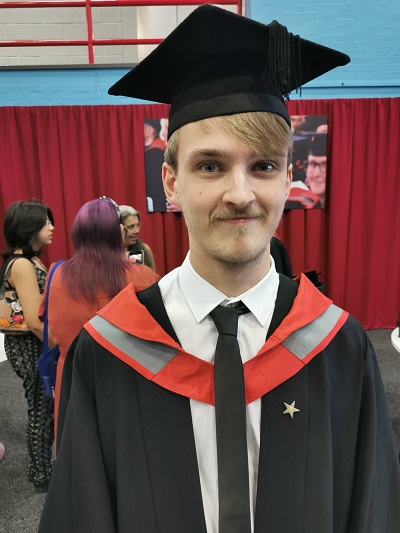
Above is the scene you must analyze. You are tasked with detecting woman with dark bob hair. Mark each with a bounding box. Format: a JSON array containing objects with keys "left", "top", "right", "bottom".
[
  {"left": 0, "top": 199, "right": 55, "bottom": 492},
  {"left": 40, "top": 197, "right": 159, "bottom": 445}
]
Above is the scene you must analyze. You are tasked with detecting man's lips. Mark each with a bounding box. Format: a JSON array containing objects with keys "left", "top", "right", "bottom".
[
  {"left": 224, "top": 217, "right": 257, "bottom": 223},
  {"left": 216, "top": 214, "right": 260, "bottom": 223}
]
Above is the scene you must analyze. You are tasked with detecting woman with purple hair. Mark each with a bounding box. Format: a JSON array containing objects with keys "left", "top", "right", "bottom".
[{"left": 40, "top": 197, "right": 159, "bottom": 445}]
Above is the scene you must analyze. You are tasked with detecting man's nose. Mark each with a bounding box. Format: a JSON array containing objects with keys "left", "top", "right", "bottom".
[{"left": 223, "top": 169, "right": 255, "bottom": 207}]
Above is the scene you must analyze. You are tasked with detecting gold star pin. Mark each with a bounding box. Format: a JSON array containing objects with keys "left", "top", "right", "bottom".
[{"left": 283, "top": 401, "right": 300, "bottom": 419}]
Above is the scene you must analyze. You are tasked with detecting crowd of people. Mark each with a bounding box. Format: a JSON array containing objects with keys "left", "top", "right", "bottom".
[
  {"left": 1, "top": 5, "right": 400, "bottom": 533},
  {"left": 0, "top": 197, "right": 158, "bottom": 491}
]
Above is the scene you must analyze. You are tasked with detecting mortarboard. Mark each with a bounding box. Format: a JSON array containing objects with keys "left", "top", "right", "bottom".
[
  {"left": 109, "top": 4, "right": 349, "bottom": 138},
  {"left": 308, "top": 133, "right": 327, "bottom": 156}
]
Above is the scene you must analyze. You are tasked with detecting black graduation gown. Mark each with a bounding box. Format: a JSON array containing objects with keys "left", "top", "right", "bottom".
[
  {"left": 270, "top": 236, "right": 293, "bottom": 278},
  {"left": 38, "top": 278, "right": 400, "bottom": 533}
]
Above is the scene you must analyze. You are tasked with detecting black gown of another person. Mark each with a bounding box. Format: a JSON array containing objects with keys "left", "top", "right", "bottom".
[{"left": 38, "top": 276, "right": 400, "bottom": 533}]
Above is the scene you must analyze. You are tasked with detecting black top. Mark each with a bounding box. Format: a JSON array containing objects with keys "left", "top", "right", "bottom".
[{"left": 270, "top": 237, "right": 293, "bottom": 278}]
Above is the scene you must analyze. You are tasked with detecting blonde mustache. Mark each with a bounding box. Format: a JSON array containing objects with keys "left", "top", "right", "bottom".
[{"left": 210, "top": 207, "right": 266, "bottom": 222}]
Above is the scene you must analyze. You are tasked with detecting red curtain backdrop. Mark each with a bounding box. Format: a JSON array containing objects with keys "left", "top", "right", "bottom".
[{"left": 0, "top": 99, "right": 399, "bottom": 329}]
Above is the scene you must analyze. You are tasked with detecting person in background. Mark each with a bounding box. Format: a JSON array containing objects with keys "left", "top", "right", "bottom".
[
  {"left": 120, "top": 205, "right": 157, "bottom": 272},
  {"left": 0, "top": 441, "right": 5, "bottom": 462},
  {"left": 166, "top": 200, "right": 183, "bottom": 212},
  {"left": 144, "top": 119, "right": 168, "bottom": 212},
  {"left": 159, "top": 118, "right": 169, "bottom": 147},
  {"left": 290, "top": 136, "right": 310, "bottom": 184},
  {"left": 0, "top": 200, "right": 55, "bottom": 493},
  {"left": 39, "top": 6, "right": 400, "bottom": 532},
  {"left": 144, "top": 119, "right": 165, "bottom": 151},
  {"left": 290, "top": 115, "right": 306, "bottom": 135},
  {"left": 316, "top": 123, "right": 328, "bottom": 134},
  {"left": 305, "top": 133, "right": 328, "bottom": 207},
  {"left": 287, "top": 134, "right": 328, "bottom": 209},
  {"left": 40, "top": 198, "right": 159, "bottom": 444}
]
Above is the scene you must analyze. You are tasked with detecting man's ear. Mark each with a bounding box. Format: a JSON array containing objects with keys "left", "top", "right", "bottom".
[
  {"left": 285, "top": 163, "right": 293, "bottom": 199},
  {"left": 162, "top": 163, "right": 181, "bottom": 206}
]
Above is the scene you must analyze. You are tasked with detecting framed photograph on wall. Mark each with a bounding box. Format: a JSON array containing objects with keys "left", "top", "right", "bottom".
[
  {"left": 144, "top": 118, "right": 168, "bottom": 212},
  {"left": 286, "top": 115, "right": 328, "bottom": 209}
]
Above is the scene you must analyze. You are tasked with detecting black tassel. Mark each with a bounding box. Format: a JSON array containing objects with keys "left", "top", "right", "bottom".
[
  {"left": 263, "top": 20, "right": 302, "bottom": 98},
  {"left": 292, "top": 31, "right": 302, "bottom": 98}
]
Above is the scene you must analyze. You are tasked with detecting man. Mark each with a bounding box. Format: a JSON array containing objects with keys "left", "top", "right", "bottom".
[
  {"left": 305, "top": 133, "right": 328, "bottom": 207},
  {"left": 39, "top": 5, "right": 400, "bottom": 533}
]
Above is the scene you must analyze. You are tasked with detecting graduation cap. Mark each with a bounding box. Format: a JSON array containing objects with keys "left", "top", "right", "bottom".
[
  {"left": 109, "top": 4, "right": 349, "bottom": 138},
  {"left": 308, "top": 133, "right": 327, "bottom": 156}
]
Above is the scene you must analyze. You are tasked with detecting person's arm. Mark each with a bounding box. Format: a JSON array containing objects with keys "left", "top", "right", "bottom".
[
  {"left": 9, "top": 258, "right": 54, "bottom": 345},
  {"left": 166, "top": 201, "right": 183, "bottom": 212},
  {"left": 143, "top": 242, "right": 156, "bottom": 272}
]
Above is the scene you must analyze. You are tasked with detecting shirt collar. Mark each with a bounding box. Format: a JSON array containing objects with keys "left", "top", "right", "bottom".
[{"left": 178, "top": 253, "right": 279, "bottom": 327}]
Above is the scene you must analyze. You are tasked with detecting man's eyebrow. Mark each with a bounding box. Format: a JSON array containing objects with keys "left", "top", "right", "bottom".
[
  {"left": 184, "top": 148, "right": 234, "bottom": 161},
  {"left": 183, "top": 148, "right": 288, "bottom": 164}
]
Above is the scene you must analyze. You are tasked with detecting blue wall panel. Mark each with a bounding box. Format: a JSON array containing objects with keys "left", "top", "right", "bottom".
[
  {"left": 249, "top": 0, "right": 400, "bottom": 94},
  {"left": 0, "top": 68, "right": 147, "bottom": 107}
]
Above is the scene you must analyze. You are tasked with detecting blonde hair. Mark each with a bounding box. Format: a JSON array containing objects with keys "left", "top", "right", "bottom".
[{"left": 164, "top": 112, "right": 293, "bottom": 171}]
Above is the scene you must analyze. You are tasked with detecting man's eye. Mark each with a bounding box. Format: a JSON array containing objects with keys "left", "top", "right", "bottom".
[
  {"left": 200, "top": 162, "right": 219, "bottom": 172},
  {"left": 255, "top": 162, "right": 274, "bottom": 172}
]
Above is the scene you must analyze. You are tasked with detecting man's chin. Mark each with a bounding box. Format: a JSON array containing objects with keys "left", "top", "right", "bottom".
[{"left": 213, "top": 245, "right": 268, "bottom": 266}]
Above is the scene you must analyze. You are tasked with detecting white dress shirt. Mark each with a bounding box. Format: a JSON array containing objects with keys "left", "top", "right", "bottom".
[{"left": 158, "top": 253, "right": 279, "bottom": 533}]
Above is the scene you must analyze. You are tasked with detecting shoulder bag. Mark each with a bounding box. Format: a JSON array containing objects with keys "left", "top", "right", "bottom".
[
  {"left": 38, "top": 260, "right": 64, "bottom": 398},
  {"left": 0, "top": 258, "right": 30, "bottom": 335}
]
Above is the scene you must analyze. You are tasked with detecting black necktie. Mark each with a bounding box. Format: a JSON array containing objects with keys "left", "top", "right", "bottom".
[{"left": 210, "top": 302, "right": 251, "bottom": 533}]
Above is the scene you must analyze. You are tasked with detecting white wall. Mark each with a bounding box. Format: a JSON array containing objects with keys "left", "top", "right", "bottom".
[
  {"left": 0, "top": 3, "right": 237, "bottom": 66},
  {"left": 0, "top": 3, "right": 139, "bottom": 65}
]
